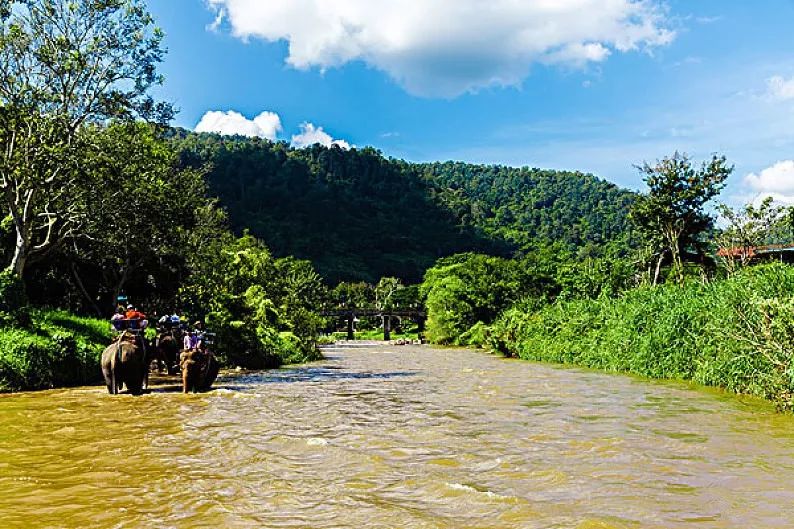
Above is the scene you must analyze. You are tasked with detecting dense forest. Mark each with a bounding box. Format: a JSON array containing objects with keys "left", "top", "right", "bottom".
[{"left": 173, "top": 131, "right": 637, "bottom": 283}]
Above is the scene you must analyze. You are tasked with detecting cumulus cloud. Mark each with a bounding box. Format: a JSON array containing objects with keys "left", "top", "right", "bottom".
[
  {"left": 291, "top": 123, "right": 350, "bottom": 149},
  {"left": 767, "top": 76, "right": 794, "bottom": 102},
  {"left": 745, "top": 160, "right": 794, "bottom": 204},
  {"left": 195, "top": 110, "right": 282, "bottom": 139},
  {"left": 206, "top": 0, "right": 674, "bottom": 97}
]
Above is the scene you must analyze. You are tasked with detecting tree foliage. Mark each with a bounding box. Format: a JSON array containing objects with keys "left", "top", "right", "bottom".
[
  {"left": 631, "top": 153, "right": 732, "bottom": 283},
  {"left": 179, "top": 234, "right": 327, "bottom": 368},
  {"left": 420, "top": 253, "right": 545, "bottom": 344},
  {"left": 717, "top": 198, "right": 793, "bottom": 273},
  {"left": 0, "top": 0, "right": 169, "bottom": 276},
  {"left": 64, "top": 122, "right": 211, "bottom": 314}
]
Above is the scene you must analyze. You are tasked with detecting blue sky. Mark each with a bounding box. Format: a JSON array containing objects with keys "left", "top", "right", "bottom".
[{"left": 148, "top": 0, "right": 794, "bottom": 204}]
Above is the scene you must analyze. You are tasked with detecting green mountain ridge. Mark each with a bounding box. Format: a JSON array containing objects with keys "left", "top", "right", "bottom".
[{"left": 173, "top": 130, "right": 637, "bottom": 283}]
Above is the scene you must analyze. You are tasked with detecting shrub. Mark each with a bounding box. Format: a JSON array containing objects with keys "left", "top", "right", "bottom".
[
  {"left": 206, "top": 309, "right": 280, "bottom": 370},
  {"left": 277, "top": 331, "right": 322, "bottom": 365},
  {"left": 0, "top": 269, "right": 29, "bottom": 326},
  {"left": 457, "top": 321, "right": 490, "bottom": 348}
]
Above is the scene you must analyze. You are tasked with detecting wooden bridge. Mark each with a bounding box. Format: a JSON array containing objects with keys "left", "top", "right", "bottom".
[{"left": 321, "top": 308, "right": 426, "bottom": 341}]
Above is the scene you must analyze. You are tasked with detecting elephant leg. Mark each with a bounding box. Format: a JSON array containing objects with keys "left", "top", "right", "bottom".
[
  {"left": 102, "top": 367, "right": 114, "bottom": 395},
  {"left": 154, "top": 347, "right": 168, "bottom": 373},
  {"left": 182, "top": 367, "right": 190, "bottom": 394}
]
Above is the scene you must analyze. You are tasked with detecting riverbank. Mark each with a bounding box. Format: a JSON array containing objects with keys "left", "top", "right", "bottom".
[
  {"left": 0, "top": 310, "right": 108, "bottom": 392},
  {"left": 488, "top": 263, "right": 794, "bottom": 411}
]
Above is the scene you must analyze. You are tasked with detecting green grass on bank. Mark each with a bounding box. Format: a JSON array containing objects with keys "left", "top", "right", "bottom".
[
  {"left": 488, "top": 263, "right": 794, "bottom": 410},
  {"left": 0, "top": 310, "right": 110, "bottom": 392}
]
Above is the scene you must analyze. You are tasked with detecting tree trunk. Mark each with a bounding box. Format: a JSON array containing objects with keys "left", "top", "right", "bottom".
[
  {"left": 653, "top": 251, "right": 665, "bottom": 286},
  {"left": 9, "top": 228, "right": 28, "bottom": 277},
  {"left": 109, "top": 262, "right": 133, "bottom": 314},
  {"left": 71, "top": 262, "right": 103, "bottom": 317},
  {"left": 670, "top": 243, "right": 683, "bottom": 284}
]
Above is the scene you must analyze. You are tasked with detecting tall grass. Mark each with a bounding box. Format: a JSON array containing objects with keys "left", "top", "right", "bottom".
[
  {"left": 489, "top": 264, "right": 794, "bottom": 410},
  {"left": 0, "top": 310, "right": 110, "bottom": 392}
]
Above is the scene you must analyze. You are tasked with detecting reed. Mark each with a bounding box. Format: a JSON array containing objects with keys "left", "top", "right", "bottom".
[{"left": 489, "top": 263, "right": 794, "bottom": 410}]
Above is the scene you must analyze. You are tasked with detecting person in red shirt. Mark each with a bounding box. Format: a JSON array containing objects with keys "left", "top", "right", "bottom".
[{"left": 125, "top": 305, "right": 149, "bottom": 330}]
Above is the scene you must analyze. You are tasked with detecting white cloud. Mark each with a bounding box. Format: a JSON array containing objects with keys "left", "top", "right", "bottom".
[
  {"left": 745, "top": 160, "right": 794, "bottom": 204},
  {"left": 206, "top": 0, "right": 674, "bottom": 97},
  {"left": 194, "top": 110, "right": 350, "bottom": 149},
  {"left": 291, "top": 123, "right": 350, "bottom": 149},
  {"left": 767, "top": 76, "right": 794, "bottom": 102},
  {"left": 195, "top": 110, "right": 282, "bottom": 139}
]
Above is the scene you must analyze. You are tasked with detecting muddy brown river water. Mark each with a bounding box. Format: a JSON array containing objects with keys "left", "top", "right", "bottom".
[{"left": 1, "top": 344, "right": 794, "bottom": 528}]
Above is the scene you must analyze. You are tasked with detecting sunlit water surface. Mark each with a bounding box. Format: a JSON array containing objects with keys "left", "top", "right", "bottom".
[{"left": 1, "top": 344, "right": 794, "bottom": 528}]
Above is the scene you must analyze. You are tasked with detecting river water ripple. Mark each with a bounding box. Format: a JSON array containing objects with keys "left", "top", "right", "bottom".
[{"left": 1, "top": 344, "right": 794, "bottom": 528}]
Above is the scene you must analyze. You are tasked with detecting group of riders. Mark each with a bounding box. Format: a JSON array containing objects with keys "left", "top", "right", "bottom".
[{"left": 109, "top": 303, "right": 213, "bottom": 375}]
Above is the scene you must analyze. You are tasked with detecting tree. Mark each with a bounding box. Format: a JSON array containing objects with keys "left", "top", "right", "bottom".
[
  {"left": 331, "top": 281, "right": 374, "bottom": 310},
  {"left": 717, "top": 198, "right": 787, "bottom": 274},
  {"left": 178, "top": 234, "right": 325, "bottom": 368},
  {"left": 630, "top": 153, "right": 732, "bottom": 283},
  {"left": 420, "top": 253, "right": 533, "bottom": 344},
  {"left": 374, "top": 277, "right": 402, "bottom": 312},
  {"left": 68, "top": 122, "right": 212, "bottom": 314},
  {"left": 375, "top": 276, "right": 402, "bottom": 339},
  {"left": 0, "top": 0, "right": 170, "bottom": 277}
]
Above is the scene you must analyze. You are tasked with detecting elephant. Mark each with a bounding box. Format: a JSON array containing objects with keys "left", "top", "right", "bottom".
[
  {"left": 180, "top": 348, "right": 220, "bottom": 393},
  {"left": 154, "top": 331, "right": 182, "bottom": 375},
  {"left": 101, "top": 332, "right": 149, "bottom": 395}
]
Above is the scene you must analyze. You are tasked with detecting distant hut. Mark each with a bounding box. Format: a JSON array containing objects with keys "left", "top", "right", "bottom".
[{"left": 717, "top": 244, "right": 794, "bottom": 265}]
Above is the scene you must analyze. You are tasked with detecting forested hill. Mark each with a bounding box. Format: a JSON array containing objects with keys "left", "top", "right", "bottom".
[
  {"left": 173, "top": 131, "right": 636, "bottom": 283},
  {"left": 416, "top": 162, "right": 636, "bottom": 258}
]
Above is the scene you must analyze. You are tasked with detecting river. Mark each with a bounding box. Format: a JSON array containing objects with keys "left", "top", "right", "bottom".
[{"left": 1, "top": 343, "right": 793, "bottom": 528}]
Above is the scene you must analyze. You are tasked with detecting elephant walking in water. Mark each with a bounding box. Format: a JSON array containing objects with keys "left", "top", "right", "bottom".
[
  {"left": 154, "top": 331, "right": 182, "bottom": 375},
  {"left": 101, "top": 332, "right": 149, "bottom": 395},
  {"left": 180, "top": 349, "right": 219, "bottom": 393}
]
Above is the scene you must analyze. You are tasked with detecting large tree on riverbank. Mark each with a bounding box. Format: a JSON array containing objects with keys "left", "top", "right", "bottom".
[
  {"left": 68, "top": 122, "right": 215, "bottom": 315},
  {"left": 0, "top": 0, "right": 170, "bottom": 277},
  {"left": 631, "top": 153, "right": 732, "bottom": 284}
]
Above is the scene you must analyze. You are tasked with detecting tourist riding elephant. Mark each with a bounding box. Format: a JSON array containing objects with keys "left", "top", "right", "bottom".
[
  {"left": 101, "top": 332, "right": 149, "bottom": 395},
  {"left": 180, "top": 349, "right": 219, "bottom": 393}
]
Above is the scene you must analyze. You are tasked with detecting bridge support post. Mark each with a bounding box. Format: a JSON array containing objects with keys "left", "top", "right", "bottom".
[
  {"left": 347, "top": 313, "right": 355, "bottom": 341},
  {"left": 383, "top": 314, "right": 391, "bottom": 342}
]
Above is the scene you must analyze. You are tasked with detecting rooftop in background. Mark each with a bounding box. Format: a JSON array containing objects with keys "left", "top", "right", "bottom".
[{"left": 717, "top": 244, "right": 794, "bottom": 262}]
